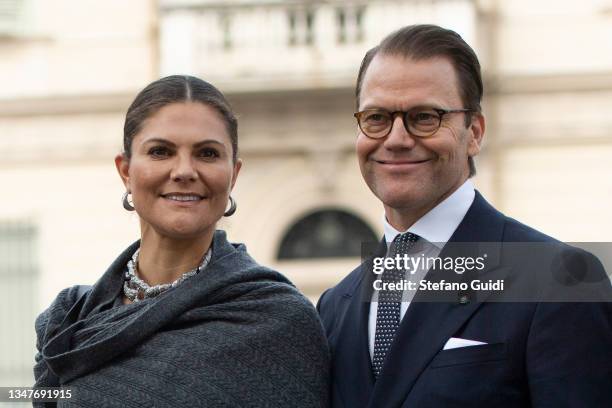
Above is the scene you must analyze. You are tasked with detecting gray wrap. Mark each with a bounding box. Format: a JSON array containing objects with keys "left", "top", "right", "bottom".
[{"left": 34, "top": 230, "right": 330, "bottom": 407}]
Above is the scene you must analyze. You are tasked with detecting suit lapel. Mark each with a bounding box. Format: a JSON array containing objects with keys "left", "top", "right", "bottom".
[
  {"left": 332, "top": 239, "right": 387, "bottom": 407},
  {"left": 368, "top": 192, "right": 509, "bottom": 408}
]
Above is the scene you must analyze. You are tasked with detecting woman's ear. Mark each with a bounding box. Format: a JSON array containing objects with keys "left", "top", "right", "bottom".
[
  {"left": 230, "top": 158, "right": 243, "bottom": 190},
  {"left": 115, "top": 154, "right": 130, "bottom": 190}
]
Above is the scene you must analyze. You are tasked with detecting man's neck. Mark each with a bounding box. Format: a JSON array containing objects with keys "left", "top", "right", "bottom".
[
  {"left": 385, "top": 205, "right": 432, "bottom": 232},
  {"left": 384, "top": 180, "right": 470, "bottom": 232}
]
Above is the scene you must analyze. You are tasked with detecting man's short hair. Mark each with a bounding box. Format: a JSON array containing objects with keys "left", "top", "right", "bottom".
[{"left": 355, "top": 24, "right": 483, "bottom": 177}]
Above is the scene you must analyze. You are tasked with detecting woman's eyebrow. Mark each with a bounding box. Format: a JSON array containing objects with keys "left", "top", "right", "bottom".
[
  {"left": 193, "top": 140, "right": 226, "bottom": 149},
  {"left": 141, "top": 137, "right": 175, "bottom": 147},
  {"left": 141, "top": 138, "right": 226, "bottom": 149}
]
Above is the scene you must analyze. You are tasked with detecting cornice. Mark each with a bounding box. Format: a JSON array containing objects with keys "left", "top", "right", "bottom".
[
  {"left": 0, "top": 92, "right": 136, "bottom": 117},
  {"left": 485, "top": 71, "right": 612, "bottom": 95}
]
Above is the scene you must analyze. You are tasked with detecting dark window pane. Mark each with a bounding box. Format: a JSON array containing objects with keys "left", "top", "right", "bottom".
[{"left": 277, "top": 209, "right": 378, "bottom": 260}]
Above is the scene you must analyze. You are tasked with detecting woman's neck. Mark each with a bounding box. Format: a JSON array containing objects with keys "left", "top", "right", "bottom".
[{"left": 136, "top": 230, "right": 214, "bottom": 286}]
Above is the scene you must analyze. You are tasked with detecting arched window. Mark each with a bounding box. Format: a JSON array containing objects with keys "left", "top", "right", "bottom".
[{"left": 277, "top": 209, "right": 378, "bottom": 260}]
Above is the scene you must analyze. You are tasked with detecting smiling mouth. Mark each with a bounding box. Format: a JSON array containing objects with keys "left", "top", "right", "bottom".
[
  {"left": 161, "top": 193, "right": 205, "bottom": 202},
  {"left": 376, "top": 159, "right": 431, "bottom": 165}
]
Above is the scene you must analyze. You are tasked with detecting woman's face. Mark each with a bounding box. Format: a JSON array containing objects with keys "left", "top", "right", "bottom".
[{"left": 115, "top": 102, "right": 241, "bottom": 242}]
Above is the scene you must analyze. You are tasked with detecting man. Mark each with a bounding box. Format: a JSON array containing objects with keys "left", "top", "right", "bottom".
[{"left": 317, "top": 24, "right": 612, "bottom": 407}]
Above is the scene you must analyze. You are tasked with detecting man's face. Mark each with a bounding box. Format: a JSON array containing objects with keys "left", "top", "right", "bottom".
[{"left": 356, "top": 54, "right": 484, "bottom": 227}]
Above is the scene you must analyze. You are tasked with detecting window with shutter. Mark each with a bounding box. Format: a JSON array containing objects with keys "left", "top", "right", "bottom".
[
  {"left": 0, "top": 220, "right": 38, "bottom": 387},
  {"left": 0, "top": 0, "right": 23, "bottom": 38}
]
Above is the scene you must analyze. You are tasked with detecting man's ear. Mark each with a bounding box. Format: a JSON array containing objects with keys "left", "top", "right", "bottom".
[
  {"left": 467, "top": 112, "right": 485, "bottom": 157},
  {"left": 115, "top": 154, "right": 130, "bottom": 191}
]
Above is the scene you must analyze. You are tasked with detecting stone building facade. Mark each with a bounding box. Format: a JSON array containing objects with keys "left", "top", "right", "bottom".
[{"left": 1, "top": 0, "right": 611, "bottom": 387}]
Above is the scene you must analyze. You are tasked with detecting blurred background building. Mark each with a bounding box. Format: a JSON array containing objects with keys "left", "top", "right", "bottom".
[{"left": 1, "top": 0, "right": 611, "bottom": 388}]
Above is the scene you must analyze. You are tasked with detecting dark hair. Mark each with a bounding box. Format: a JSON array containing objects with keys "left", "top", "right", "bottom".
[
  {"left": 123, "top": 75, "right": 238, "bottom": 162},
  {"left": 355, "top": 24, "right": 482, "bottom": 176}
]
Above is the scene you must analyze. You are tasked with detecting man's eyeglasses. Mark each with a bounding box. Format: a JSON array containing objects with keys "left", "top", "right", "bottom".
[{"left": 353, "top": 107, "right": 473, "bottom": 139}]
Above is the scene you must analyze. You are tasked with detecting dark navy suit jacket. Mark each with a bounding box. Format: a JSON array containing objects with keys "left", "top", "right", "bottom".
[{"left": 317, "top": 192, "right": 612, "bottom": 407}]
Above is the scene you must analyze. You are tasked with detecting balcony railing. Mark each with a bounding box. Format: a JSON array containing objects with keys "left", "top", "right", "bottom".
[{"left": 159, "top": 0, "right": 476, "bottom": 92}]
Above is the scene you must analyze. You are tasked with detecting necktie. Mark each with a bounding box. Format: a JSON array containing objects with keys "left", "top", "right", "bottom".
[{"left": 372, "top": 232, "right": 419, "bottom": 378}]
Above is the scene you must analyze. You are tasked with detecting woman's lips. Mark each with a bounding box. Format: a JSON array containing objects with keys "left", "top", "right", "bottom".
[
  {"left": 163, "top": 194, "right": 203, "bottom": 202},
  {"left": 160, "top": 193, "right": 206, "bottom": 206}
]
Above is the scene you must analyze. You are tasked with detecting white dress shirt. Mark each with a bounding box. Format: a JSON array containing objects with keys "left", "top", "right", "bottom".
[{"left": 368, "top": 180, "right": 476, "bottom": 358}]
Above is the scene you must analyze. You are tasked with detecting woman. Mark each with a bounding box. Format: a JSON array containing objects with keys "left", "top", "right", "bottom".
[{"left": 34, "top": 75, "right": 330, "bottom": 407}]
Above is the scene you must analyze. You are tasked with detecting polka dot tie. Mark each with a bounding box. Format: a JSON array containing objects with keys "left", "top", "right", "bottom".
[{"left": 372, "top": 232, "right": 419, "bottom": 379}]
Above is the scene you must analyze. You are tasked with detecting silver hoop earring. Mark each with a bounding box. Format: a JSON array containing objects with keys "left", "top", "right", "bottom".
[
  {"left": 122, "top": 191, "right": 135, "bottom": 211},
  {"left": 223, "top": 196, "right": 237, "bottom": 217}
]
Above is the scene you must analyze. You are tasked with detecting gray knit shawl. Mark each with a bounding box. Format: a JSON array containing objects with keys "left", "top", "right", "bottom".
[{"left": 34, "top": 231, "right": 330, "bottom": 407}]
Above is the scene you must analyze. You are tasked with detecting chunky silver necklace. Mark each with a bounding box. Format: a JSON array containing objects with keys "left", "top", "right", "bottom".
[{"left": 123, "top": 247, "right": 212, "bottom": 302}]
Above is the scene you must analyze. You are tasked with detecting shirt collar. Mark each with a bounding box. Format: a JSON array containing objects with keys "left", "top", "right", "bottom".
[{"left": 383, "top": 179, "right": 475, "bottom": 248}]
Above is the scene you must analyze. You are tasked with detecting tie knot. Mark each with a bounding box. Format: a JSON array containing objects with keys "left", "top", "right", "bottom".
[
  {"left": 395, "top": 232, "right": 419, "bottom": 244},
  {"left": 389, "top": 232, "right": 419, "bottom": 256}
]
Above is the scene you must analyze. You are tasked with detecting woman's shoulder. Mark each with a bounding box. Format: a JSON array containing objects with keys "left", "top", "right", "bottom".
[
  {"left": 214, "top": 232, "right": 296, "bottom": 287},
  {"left": 233, "top": 262, "right": 323, "bottom": 323},
  {"left": 205, "top": 231, "right": 324, "bottom": 325},
  {"left": 35, "top": 285, "right": 91, "bottom": 341}
]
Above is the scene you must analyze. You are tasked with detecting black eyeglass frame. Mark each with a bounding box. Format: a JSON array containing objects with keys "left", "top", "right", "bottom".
[{"left": 353, "top": 107, "right": 473, "bottom": 139}]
